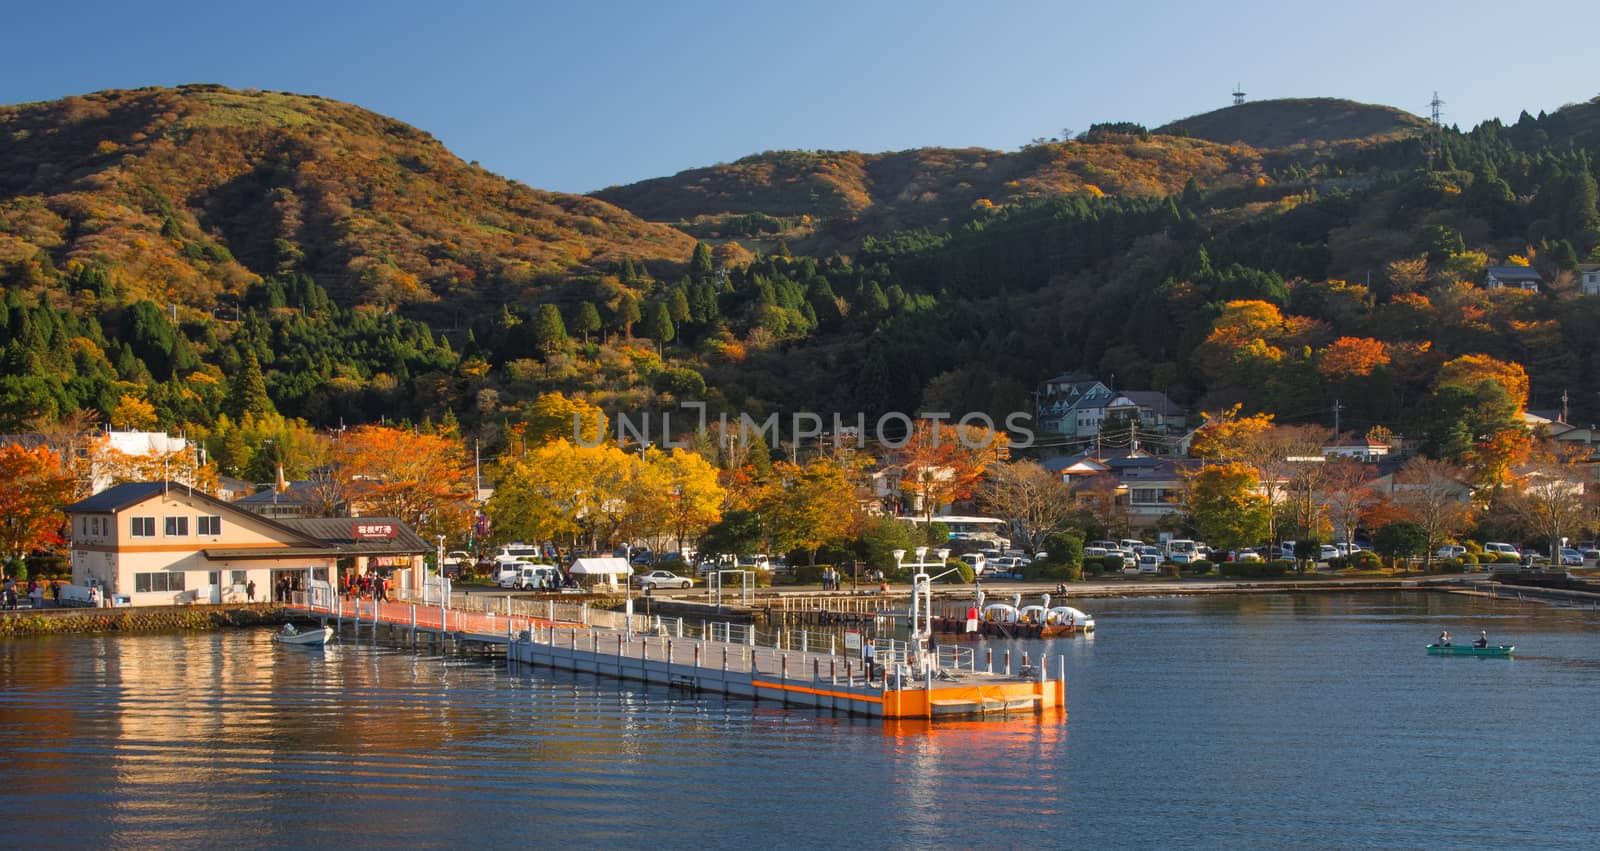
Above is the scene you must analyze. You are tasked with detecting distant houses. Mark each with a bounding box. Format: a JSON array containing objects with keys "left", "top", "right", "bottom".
[
  {"left": 1034, "top": 372, "right": 1187, "bottom": 441},
  {"left": 1483, "top": 265, "right": 1543, "bottom": 292}
]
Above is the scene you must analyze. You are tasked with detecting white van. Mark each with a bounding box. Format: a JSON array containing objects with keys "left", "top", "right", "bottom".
[
  {"left": 1165, "top": 539, "right": 1198, "bottom": 564},
  {"left": 498, "top": 564, "right": 559, "bottom": 590}
]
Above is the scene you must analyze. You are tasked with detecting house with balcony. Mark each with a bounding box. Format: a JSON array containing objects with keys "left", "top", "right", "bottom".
[
  {"left": 1579, "top": 263, "right": 1600, "bottom": 296},
  {"left": 1034, "top": 373, "right": 1187, "bottom": 440}
]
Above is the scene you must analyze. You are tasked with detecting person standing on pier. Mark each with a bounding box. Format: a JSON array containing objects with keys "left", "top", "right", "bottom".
[
  {"left": 247, "top": 580, "right": 256, "bottom": 602},
  {"left": 863, "top": 641, "right": 876, "bottom": 681}
]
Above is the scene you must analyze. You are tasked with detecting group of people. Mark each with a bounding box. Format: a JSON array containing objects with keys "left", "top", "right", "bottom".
[
  {"left": 820, "top": 566, "right": 845, "bottom": 591},
  {"left": 1437, "top": 629, "right": 1493, "bottom": 648},
  {"left": 339, "top": 573, "right": 390, "bottom": 602},
  {"left": 2, "top": 577, "right": 56, "bottom": 610}
]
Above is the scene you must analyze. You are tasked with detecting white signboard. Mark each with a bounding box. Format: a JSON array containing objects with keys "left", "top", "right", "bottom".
[{"left": 843, "top": 630, "right": 862, "bottom": 651}]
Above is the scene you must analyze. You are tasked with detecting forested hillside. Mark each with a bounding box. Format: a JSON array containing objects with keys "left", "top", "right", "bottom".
[
  {"left": 1156, "top": 97, "right": 1429, "bottom": 149},
  {"left": 2, "top": 85, "right": 1600, "bottom": 485}
]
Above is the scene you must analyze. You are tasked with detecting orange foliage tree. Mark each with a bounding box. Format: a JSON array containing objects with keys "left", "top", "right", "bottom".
[
  {"left": 1189, "top": 405, "right": 1274, "bottom": 461},
  {"left": 1317, "top": 337, "right": 1389, "bottom": 381},
  {"left": 336, "top": 426, "right": 473, "bottom": 541},
  {"left": 897, "top": 422, "right": 1007, "bottom": 520},
  {"left": 0, "top": 444, "right": 76, "bottom": 562}
]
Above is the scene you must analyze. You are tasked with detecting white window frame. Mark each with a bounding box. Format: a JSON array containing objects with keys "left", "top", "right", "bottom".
[
  {"left": 131, "top": 517, "right": 156, "bottom": 538},
  {"left": 165, "top": 516, "right": 190, "bottom": 537},
  {"left": 197, "top": 515, "right": 222, "bottom": 536}
]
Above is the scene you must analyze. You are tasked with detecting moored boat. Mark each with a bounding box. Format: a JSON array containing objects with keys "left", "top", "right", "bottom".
[
  {"left": 275, "top": 624, "right": 333, "bottom": 646},
  {"left": 1426, "top": 643, "right": 1513, "bottom": 657}
]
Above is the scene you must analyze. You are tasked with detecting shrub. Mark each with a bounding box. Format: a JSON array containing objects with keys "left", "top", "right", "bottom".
[
  {"left": 1101, "top": 554, "right": 1126, "bottom": 574},
  {"left": 792, "top": 565, "right": 824, "bottom": 585},
  {"left": 1439, "top": 559, "right": 1465, "bottom": 574},
  {"left": 1349, "top": 551, "right": 1382, "bottom": 570},
  {"left": 1496, "top": 553, "right": 1521, "bottom": 564},
  {"left": 1043, "top": 531, "right": 1084, "bottom": 569},
  {"left": 1221, "top": 562, "right": 1264, "bottom": 578},
  {"left": 952, "top": 560, "right": 975, "bottom": 584},
  {"left": 1460, "top": 553, "right": 1479, "bottom": 565},
  {"left": 1190, "top": 559, "right": 1214, "bottom": 575},
  {"left": 1265, "top": 560, "right": 1292, "bottom": 577}
]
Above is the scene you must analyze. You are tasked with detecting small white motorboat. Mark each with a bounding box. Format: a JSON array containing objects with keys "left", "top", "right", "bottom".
[{"left": 274, "top": 623, "right": 333, "bottom": 646}]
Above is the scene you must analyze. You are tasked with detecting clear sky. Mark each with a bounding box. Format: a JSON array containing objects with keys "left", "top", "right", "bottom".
[{"left": 5, "top": 0, "right": 1598, "bottom": 195}]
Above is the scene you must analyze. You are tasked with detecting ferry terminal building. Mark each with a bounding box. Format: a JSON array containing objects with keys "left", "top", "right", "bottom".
[{"left": 63, "top": 481, "right": 430, "bottom": 606}]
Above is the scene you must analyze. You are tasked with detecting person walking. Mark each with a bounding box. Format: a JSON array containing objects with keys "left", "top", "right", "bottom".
[{"left": 28, "top": 579, "right": 43, "bottom": 610}]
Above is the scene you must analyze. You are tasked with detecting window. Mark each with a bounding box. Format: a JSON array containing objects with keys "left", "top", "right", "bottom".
[
  {"left": 134, "top": 572, "right": 186, "bottom": 593},
  {"left": 1130, "top": 488, "right": 1171, "bottom": 505},
  {"left": 230, "top": 570, "right": 248, "bottom": 585},
  {"left": 197, "top": 515, "right": 222, "bottom": 536},
  {"left": 165, "top": 516, "right": 189, "bottom": 537},
  {"left": 131, "top": 517, "right": 156, "bottom": 537}
]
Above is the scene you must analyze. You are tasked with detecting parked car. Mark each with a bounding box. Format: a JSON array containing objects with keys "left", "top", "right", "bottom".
[
  {"left": 1137, "top": 552, "right": 1160, "bottom": 574},
  {"left": 959, "top": 553, "right": 987, "bottom": 575},
  {"left": 441, "top": 550, "right": 471, "bottom": 578},
  {"left": 633, "top": 570, "right": 693, "bottom": 589},
  {"left": 497, "top": 564, "right": 560, "bottom": 590},
  {"left": 1483, "top": 542, "right": 1521, "bottom": 559},
  {"left": 1559, "top": 548, "right": 1584, "bottom": 567},
  {"left": 1319, "top": 545, "right": 1339, "bottom": 562},
  {"left": 1435, "top": 545, "right": 1467, "bottom": 560}
]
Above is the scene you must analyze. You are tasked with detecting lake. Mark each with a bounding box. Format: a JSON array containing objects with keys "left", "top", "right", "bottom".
[{"left": 2, "top": 591, "right": 1597, "bottom": 848}]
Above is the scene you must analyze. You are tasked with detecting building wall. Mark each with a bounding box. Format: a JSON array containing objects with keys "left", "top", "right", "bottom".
[{"left": 69, "top": 491, "right": 337, "bottom": 606}]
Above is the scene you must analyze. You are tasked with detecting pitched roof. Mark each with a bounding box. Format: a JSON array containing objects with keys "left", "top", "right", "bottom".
[
  {"left": 63, "top": 480, "right": 323, "bottom": 546},
  {"left": 276, "top": 517, "right": 430, "bottom": 554},
  {"left": 1485, "top": 265, "right": 1544, "bottom": 281},
  {"left": 1115, "top": 390, "right": 1188, "bottom": 417}
]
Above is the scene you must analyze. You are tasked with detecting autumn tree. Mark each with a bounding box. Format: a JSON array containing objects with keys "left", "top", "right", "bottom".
[
  {"left": 898, "top": 421, "right": 1005, "bottom": 520},
  {"left": 1319, "top": 459, "right": 1379, "bottom": 554},
  {"left": 644, "top": 448, "right": 725, "bottom": 555},
  {"left": 1506, "top": 456, "right": 1589, "bottom": 562},
  {"left": 1189, "top": 405, "right": 1274, "bottom": 461},
  {"left": 1183, "top": 461, "right": 1269, "bottom": 553},
  {"left": 1317, "top": 337, "right": 1389, "bottom": 381},
  {"left": 759, "top": 458, "right": 858, "bottom": 564},
  {"left": 0, "top": 444, "right": 76, "bottom": 562},
  {"left": 487, "top": 440, "right": 623, "bottom": 546},
  {"left": 978, "top": 460, "right": 1077, "bottom": 554},
  {"left": 522, "top": 392, "right": 605, "bottom": 447},
  {"left": 336, "top": 425, "right": 473, "bottom": 542},
  {"left": 110, "top": 394, "right": 158, "bottom": 431},
  {"left": 1390, "top": 457, "right": 1474, "bottom": 573}
]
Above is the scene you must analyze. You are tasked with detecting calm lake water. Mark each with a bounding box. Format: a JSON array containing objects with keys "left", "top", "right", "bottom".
[{"left": 3, "top": 591, "right": 1598, "bottom": 848}]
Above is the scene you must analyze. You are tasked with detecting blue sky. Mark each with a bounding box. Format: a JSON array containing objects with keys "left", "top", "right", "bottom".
[{"left": 5, "top": 0, "right": 1598, "bottom": 195}]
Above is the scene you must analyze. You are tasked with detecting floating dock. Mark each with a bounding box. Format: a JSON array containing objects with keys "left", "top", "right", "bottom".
[{"left": 287, "top": 590, "right": 1065, "bottom": 721}]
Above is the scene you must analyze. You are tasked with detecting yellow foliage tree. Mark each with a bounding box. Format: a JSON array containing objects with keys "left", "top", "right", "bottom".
[
  {"left": 110, "top": 394, "right": 158, "bottom": 431},
  {"left": 1190, "top": 405, "right": 1275, "bottom": 461}
]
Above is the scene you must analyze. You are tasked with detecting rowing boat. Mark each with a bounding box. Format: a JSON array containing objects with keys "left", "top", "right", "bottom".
[{"left": 1426, "top": 643, "right": 1513, "bottom": 657}]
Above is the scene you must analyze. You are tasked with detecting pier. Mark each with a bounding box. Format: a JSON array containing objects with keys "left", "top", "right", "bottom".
[{"left": 286, "top": 585, "right": 1065, "bottom": 721}]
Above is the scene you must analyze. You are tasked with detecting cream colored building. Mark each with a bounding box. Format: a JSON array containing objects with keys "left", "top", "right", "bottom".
[{"left": 64, "top": 481, "right": 427, "bottom": 607}]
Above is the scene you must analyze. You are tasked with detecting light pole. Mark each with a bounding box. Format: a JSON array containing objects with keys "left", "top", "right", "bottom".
[
  {"left": 623, "top": 542, "right": 634, "bottom": 636},
  {"left": 892, "top": 546, "right": 953, "bottom": 670}
]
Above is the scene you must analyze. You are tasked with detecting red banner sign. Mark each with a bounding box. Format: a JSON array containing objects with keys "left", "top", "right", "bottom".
[{"left": 353, "top": 522, "right": 398, "bottom": 540}]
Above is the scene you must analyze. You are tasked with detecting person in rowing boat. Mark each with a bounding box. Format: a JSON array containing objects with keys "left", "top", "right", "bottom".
[
  {"left": 1438, "top": 630, "right": 1451, "bottom": 646},
  {"left": 1473, "top": 630, "right": 1488, "bottom": 649}
]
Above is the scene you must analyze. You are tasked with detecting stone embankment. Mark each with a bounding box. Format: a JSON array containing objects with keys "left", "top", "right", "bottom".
[{"left": 0, "top": 604, "right": 291, "bottom": 637}]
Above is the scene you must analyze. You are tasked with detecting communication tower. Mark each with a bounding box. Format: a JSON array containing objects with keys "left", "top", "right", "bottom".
[
  {"left": 1427, "top": 91, "right": 1445, "bottom": 169},
  {"left": 1232, "top": 84, "right": 1247, "bottom": 107}
]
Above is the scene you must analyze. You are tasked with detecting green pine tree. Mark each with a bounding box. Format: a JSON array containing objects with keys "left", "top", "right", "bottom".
[
  {"left": 690, "top": 242, "right": 714, "bottom": 281},
  {"left": 532, "top": 304, "right": 568, "bottom": 356},
  {"left": 572, "top": 301, "right": 602, "bottom": 344},
  {"left": 226, "top": 350, "right": 275, "bottom": 419},
  {"left": 644, "top": 301, "right": 675, "bottom": 354},
  {"left": 617, "top": 293, "right": 641, "bottom": 338}
]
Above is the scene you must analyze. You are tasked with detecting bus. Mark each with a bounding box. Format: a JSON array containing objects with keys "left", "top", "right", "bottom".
[{"left": 899, "top": 514, "right": 1012, "bottom": 551}]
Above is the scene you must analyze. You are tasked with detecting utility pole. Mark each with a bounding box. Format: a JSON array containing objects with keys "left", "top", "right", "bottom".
[
  {"left": 1427, "top": 91, "right": 1445, "bottom": 170},
  {"left": 1333, "top": 399, "right": 1343, "bottom": 436}
]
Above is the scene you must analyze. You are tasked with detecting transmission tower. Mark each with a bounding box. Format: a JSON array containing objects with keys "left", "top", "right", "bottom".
[
  {"left": 1427, "top": 91, "right": 1445, "bottom": 169},
  {"left": 1232, "top": 83, "right": 1247, "bottom": 107}
]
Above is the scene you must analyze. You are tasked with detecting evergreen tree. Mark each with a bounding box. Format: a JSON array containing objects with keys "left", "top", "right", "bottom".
[
  {"left": 617, "top": 293, "right": 641, "bottom": 338},
  {"left": 644, "top": 301, "right": 675, "bottom": 354},
  {"left": 572, "top": 301, "right": 602, "bottom": 344},
  {"left": 532, "top": 304, "right": 568, "bottom": 356},
  {"left": 226, "top": 350, "right": 275, "bottom": 419},
  {"left": 667, "top": 287, "right": 692, "bottom": 324},
  {"left": 690, "top": 242, "right": 715, "bottom": 281}
]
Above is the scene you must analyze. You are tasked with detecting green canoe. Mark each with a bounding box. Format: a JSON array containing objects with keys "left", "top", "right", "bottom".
[{"left": 1427, "top": 644, "right": 1514, "bottom": 657}]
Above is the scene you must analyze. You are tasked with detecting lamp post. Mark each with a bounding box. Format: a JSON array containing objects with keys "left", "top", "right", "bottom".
[
  {"left": 892, "top": 546, "right": 953, "bottom": 671},
  {"left": 623, "top": 542, "right": 633, "bottom": 636}
]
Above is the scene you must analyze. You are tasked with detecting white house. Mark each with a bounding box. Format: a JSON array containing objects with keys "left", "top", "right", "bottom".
[
  {"left": 63, "top": 481, "right": 427, "bottom": 607},
  {"left": 1579, "top": 263, "right": 1600, "bottom": 296}
]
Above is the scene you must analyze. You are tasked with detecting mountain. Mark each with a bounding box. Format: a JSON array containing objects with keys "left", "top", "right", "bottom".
[
  {"left": 0, "top": 85, "right": 694, "bottom": 310},
  {"left": 1155, "top": 97, "right": 1430, "bottom": 150},
  {"left": 592, "top": 136, "right": 1263, "bottom": 250}
]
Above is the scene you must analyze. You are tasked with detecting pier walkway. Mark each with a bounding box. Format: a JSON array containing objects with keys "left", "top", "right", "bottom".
[{"left": 286, "top": 588, "right": 1064, "bottom": 721}]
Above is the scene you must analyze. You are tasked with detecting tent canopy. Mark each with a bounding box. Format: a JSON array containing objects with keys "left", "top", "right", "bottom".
[{"left": 567, "top": 557, "right": 631, "bottom": 576}]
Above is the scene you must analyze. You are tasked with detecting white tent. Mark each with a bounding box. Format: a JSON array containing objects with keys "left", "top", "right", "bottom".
[{"left": 567, "top": 557, "right": 632, "bottom": 589}]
